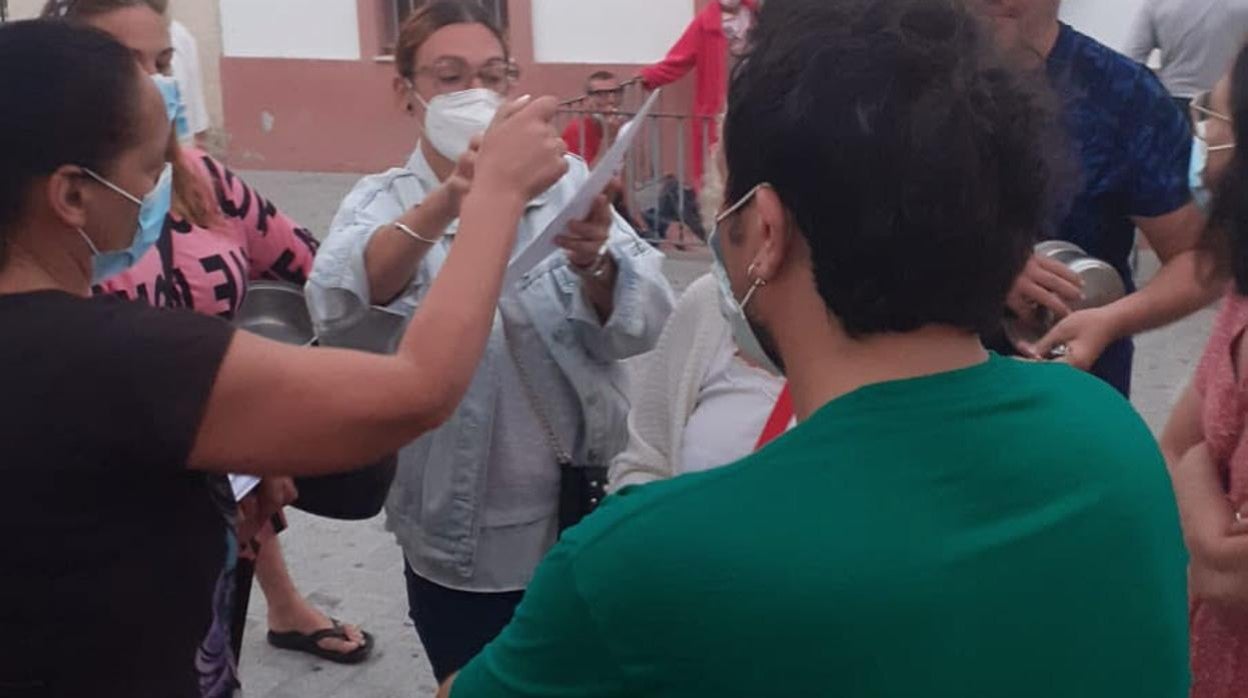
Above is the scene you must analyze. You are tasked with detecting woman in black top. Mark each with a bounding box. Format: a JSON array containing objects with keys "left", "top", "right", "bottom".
[{"left": 0, "top": 20, "right": 567, "bottom": 697}]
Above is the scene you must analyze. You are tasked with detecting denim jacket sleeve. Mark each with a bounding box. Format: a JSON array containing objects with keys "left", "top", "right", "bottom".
[
  {"left": 305, "top": 167, "right": 432, "bottom": 334},
  {"left": 518, "top": 159, "right": 675, "bottom": 365},
  {"left": 564, "top": 209, "right": 676, "bottom": 364}
]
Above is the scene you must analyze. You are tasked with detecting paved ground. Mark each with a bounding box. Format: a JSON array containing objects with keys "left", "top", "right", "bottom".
[{"left": 234, "top": 169, "right": 1215, "bottom": 697}]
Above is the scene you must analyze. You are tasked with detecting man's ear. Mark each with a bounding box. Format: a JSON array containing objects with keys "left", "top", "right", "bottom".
[{"left": 747, "top": 185, "right": 792, "bottom": 283}]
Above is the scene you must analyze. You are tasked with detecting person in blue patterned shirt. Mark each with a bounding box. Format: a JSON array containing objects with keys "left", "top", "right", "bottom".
[{"left": 977, "top": 0, "right": 1219, "bottom": 396}]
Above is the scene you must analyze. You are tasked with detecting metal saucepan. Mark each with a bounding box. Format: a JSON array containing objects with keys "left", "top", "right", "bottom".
[
  {"left": 234, "top": 281, "right": 316, "bottom": 346},
  {"left": 1004, "top": 241, "right": 1127, "bottom": 350},
  {"left": 316, "top": 305, "right": 408, "bottom": 354},
  {"left": 293, "top": 304, "right": 408, "bottom": 521},
  {"left": 231, "top": 282, "right": 408, "bottom": 521}
]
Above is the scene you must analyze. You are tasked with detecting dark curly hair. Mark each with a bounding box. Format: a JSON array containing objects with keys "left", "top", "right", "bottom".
[
  {"left": 723, "top": 0, "right": 1065, "bottom": 338},
  {"left": 1202, "top": 42, "right": 1248, "bottom": 295}
]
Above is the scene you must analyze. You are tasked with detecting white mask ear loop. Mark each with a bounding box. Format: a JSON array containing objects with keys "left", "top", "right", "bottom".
[
  {"left": 406, "top": 79, "right": 428, "bottom": 116},
  {"left": 76, "top": 227, "right": 102, "bottom": 256}
]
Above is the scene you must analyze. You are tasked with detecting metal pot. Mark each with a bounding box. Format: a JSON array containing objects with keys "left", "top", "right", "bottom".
[
  {"left": 315, "top": 305, "right": 408, "bottom": 354},
  {"left": 1004, "top": 241, "right": 1127, "bottom": 348},
  {"left": 231, "top": 283, "right": 407, "bottom": 521},
  {"left": 293, "top": 305, "right": 408, "bottom": 521},
  {"left": 234, "top": 281, "right": 316, "bottom": 346}
]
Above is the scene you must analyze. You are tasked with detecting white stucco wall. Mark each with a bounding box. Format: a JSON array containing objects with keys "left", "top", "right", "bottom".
[
  {"left": 6, "top": 0, "right": 41, "bottom": 19},
  {"left": 6, "top": 0, "right": 225, "bottom": 137},
  {"left": 220, "top": 0, "right": 360, "bottom": 60},
  {"left": 1059, "top": 0, "right": 1148, "bottom": 53},
  {"left": 531, "top": 0, "right": 694, "bottom": 64}
]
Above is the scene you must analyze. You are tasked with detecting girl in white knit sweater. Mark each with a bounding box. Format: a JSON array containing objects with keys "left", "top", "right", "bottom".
[{"left": 609, "top": 274, "right": 786, "bottom": 490}]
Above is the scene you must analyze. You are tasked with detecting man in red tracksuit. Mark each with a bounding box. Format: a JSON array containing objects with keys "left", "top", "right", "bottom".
[{"left": 639, "top": 0, "right": 758, "bottom": 187}]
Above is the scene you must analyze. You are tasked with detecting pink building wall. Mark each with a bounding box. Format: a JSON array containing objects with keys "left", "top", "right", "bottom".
[{"left": 220, "top": 0, "right": 705, "bottom": 173}]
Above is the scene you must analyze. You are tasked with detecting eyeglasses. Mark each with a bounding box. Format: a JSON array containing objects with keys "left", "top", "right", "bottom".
[
  {"left": 411, "top": 57, "right": 519, "bottom": 93},
  {"left": 587, "top": 88, "right": 624, "bottom": 100}
]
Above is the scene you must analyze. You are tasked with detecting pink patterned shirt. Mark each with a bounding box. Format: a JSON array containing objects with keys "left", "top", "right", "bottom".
[
  {"left": 1191, "top": 290, "right": 1248, "bottom": 698},
  {"left": 95, "top": 148, "right": 319, "bottom": 319}
]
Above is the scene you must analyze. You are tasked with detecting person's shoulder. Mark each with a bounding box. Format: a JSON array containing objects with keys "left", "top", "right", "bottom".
[
  {"left": 337, "top": 166, "right": 427, "bottom": 219},
  {"left": 559, "top": 459, "right": 754, "bottom": 557},
  {"left": 352, "top": 166, "right": 423, "bottom": 194},
  {"left": 1061, "top": 24, "right": 1169, "bottom": 100},
  {"left": 668, "top": 274, "right": 717, "bottom": 318},
  {"left": 105, "top": 295, "right": 234, "bottom": 340},
  {"left": 998, "top": 356, "right": 1147, "bottom": 429},
  {"left": 682, "top": 273, "right": 719, "bottom": 303},
  {"left": 0, "top": 290, "right": 98, "bottom": 329},
  {"left": 669, "top": 273, "right": 725, "bottom": 332},
  {"left": 179, "top": 146, "right": 224, "bottom": 184},
  {"left": 1061, "top": 24, "right": 1132, "bottom": 66},
  {"left": 696, "top": 0, "right": 724, "bottom": 29},
  {"left": 998, "top": 353, "right": 1120, "bottom": 393},
  {"left": 7, "top": 292, "right": 231, "bottom": 352}
]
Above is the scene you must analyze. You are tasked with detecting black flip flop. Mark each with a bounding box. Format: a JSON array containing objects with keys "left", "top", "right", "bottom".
[{"left": 267, "top": 618, "right": 375, "bottom": 665}]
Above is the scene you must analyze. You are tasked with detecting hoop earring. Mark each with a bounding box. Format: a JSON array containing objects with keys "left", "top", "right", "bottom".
[
  {"left": 742, "top": 264, "right": 767, "bottom": 308},
  {"left": 746, "top": 262, "right": 767, "bottom": 287}
]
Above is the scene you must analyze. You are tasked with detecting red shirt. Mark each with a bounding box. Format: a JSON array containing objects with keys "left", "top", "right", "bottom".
[
  {"left": 640, "top": 0, "right": 757, "bottom": 184},
  {"left": 562, "top": 117, "right": 606, "bottom": 166}
]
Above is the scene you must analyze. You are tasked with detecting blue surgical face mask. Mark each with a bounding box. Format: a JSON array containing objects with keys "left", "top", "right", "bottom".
[
  {"left": 1191, "top": 121, "right": 1237, "bottom": 214},
  {"left": 709, "top": 182, "right": 783, "bottom": 376},
  {"left": 1190, "top": 133, "right": 1214, "bottom": 214},
  {"left": 77, "top": 163, "right": 173, "bottom": 284},
  {"left": 151, "top": 73, "right": 191, "bottom": 143}
]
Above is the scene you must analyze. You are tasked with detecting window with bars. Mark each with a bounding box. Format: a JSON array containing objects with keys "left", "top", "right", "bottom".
[{"left": 384, "top": 0, "right": 509, "bottom": 54}]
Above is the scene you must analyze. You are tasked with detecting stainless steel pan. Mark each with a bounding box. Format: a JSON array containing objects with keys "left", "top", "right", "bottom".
[{"left": 234, "top": 281, "right": 316, "bottom": 346}]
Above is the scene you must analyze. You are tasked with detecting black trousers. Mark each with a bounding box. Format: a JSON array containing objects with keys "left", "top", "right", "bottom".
[{"left": 404, "top": 560, "right": 525, "bottom": 682}]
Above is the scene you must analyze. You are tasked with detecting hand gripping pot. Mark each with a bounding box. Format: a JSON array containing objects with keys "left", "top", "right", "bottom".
[{"left": 1003, "top": 241, "right": 1127, "bottom": 349}]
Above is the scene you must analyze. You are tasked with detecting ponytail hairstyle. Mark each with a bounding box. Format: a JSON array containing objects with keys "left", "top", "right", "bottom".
[{"left": 43, "top": 0, "right": 219, "bottom": 229}]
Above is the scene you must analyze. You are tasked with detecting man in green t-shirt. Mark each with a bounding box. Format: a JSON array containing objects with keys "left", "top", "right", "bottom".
[{"left": 440, "top": 1, "right": 1190, "bottom": 696}]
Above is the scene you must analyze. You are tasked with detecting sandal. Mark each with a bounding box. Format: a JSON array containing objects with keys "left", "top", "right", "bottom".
[{"left": 266, "top": 618, "right": 375, "bottom": 665}]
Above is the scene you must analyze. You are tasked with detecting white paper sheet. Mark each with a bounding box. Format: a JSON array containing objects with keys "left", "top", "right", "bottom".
[
  {"left": 229, "top": 474, "right": 261, "bottom": 502},
  {"left": 503, "top": 89, "right": 662, "bottom": 289}
]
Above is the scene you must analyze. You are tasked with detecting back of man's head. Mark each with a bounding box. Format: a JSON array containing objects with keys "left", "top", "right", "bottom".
[{"left": 724, "top": 0, "right": 1061, "bottom": 338}]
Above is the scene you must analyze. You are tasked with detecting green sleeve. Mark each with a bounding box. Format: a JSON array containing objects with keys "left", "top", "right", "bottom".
[{"left": 451, "top": 538, "right": 629, "bottom": 698}]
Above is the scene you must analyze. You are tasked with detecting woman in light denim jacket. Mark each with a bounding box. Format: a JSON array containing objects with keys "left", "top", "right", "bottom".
[{"left": 305, "top": 1, "right": 673, "bottom": 682}]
